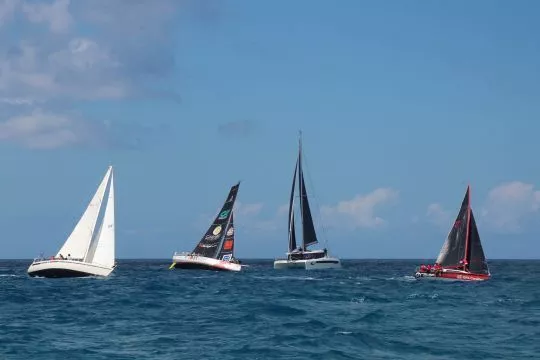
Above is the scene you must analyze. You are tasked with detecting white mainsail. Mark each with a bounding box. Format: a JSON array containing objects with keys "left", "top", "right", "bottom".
[
  {"left": 87, "top": 171, "right": 115, "bottom": 267},
  {"left": 56, "top": 167, "right": 112, "bottom": 260}
]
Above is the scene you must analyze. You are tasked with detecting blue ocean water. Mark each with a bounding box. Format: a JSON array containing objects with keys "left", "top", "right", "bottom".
[{"left": 1, "top": 260, "right": 539, "bottom": 359}]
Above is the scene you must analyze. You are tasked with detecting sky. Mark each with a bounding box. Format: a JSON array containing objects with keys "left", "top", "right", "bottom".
[{"left": 0, "top": 0, "right": 539, "bottom": 259}]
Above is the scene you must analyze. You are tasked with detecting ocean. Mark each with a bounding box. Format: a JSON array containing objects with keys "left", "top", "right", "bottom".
[{"left": 1, "top": 259, "right": 539, "bottom": 359}]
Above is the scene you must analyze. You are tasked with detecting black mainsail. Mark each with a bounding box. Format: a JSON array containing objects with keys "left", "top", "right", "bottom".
[
  {"left": 288, "top": 134, "right": 319, "bottom": 251},
  {"left": 192, "top": 183, "right": 240, "bottom": 259},
  {"left": 435, "top": 186, "right": 489, "bottom": 274},
  {"left": 288, "top": 159, "right": 298, "bottom": 252}
]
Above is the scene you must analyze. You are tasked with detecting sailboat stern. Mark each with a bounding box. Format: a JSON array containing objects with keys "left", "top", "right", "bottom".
[{"left": 27, "top": 259, "right": 115, "bottom": 278}]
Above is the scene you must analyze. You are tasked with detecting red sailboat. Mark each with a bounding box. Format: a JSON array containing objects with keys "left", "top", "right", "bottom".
[{"left": 415, "top": 186, "right": 491, "bottom": 281}]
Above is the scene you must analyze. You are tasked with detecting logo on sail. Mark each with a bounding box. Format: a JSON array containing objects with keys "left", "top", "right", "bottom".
[
  {"left": 222, "top": 254, "right": 232, "bottom": 261},
  {"left": 218, "top": 209, "right": 230, "bottom": 220},
  {"left": 226, "top": 226, "right": 234, "bottom": 236},
  {"left": 212, "top": 225, "right": 222, "bottom": 236},
  {"left": 223, "top": 240, "right": 233, "bottom": 250}
]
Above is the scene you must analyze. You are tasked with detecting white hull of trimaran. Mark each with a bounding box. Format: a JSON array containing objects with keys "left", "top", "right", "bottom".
[
  {"left": 273, "top": 256, "right": 341, "bottom": 270},
  {"left": 28, "top": 259, "right": 116, "bottom": 278},
  {"left": 171, "top": 254, "right": 241, "bottom": 272}
]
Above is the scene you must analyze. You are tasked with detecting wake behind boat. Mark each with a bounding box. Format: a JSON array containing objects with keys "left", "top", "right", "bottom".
[
  {"left": 415, "top": 186, "right": 490, "bottom": 281},
  {"left": 274, "top": 132, "right": 341, "bottom": 270},
  {"left": 171, "top": 182, "right": 242, "bottom": 272},
  {"left": 28, "top": 166, "right": 116, "bottom": 278}
]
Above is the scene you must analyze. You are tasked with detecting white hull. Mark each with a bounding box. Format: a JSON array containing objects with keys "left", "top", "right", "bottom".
[
  {"left": 172, "top": 254, "right": 241, "bottom": 272},
  {"left": 28, "top": 259, "right": 115, "bottom": 278},
  {"left": 273, "top": 256, "right": 341, "bottom": 270}
]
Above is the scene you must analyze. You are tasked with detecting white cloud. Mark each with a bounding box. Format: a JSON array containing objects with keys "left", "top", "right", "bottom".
[
  {"left": 0, "top": 39, "right": 126, "bottom": 102},
  {"left": 321, "top": 188, "right": 399, "bottom": 229},
  {"left": 426, "top": 203, "right": 451, "bottom": 227},
  {"left": 482, "top": 181, "right": 540, "bottom": 233},
  {"left": 235, "top": 201, "right": 264, "bottom": 217},
  {"left": 0, "top": 0, "right": 182, "bottom": 105},
  {"left": 0, "top": 109, "right": 101, "bottom": 149},
  {"left": 0, "top": 0, "right": 19, "bottom": 25},
  {"left": 22, "top": 0, "right": 72, "bottom": 33}
]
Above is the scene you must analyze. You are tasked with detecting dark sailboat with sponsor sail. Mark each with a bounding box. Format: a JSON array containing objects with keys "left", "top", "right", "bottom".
[
  {"left": 273, "top": 132, "right": 341, "bottom": 270},
  {"left": 415, "top": 185, "right": 490, "bottom": 281},
  {"left": 170, "top": 182, "right": 242, "bottom": 272}
]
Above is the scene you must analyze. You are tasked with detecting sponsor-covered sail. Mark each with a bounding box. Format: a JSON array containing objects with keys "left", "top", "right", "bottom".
[
  {"left": 216, "top": 213, "right": 235, "bottom": 262},
  {"left": 192, "top": 183, "right": 239, "bottom": 259}
]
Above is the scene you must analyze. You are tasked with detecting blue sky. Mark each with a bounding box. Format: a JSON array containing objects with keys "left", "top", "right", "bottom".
[{"left": 1, "top": 0, "right": 539, "bottom": 259}]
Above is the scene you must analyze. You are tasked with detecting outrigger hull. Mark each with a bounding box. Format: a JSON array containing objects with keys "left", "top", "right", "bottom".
[
  {"left": 273, "top": 256, "right": 341, "bottom": 270},
  {"left": 28, "top": 259, "right": 115, "bottom": 278},
  {"left": 171, "top": 254, "right": 241, "bottom": 272},
  {"left": 415, "top": 269, "right": 490, "bottom": 281}
]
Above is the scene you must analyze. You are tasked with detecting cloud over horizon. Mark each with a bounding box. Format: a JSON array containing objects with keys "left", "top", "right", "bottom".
[
  {"left": 481, "top": 181, "right": 540, "bottom": 233},
  {"left": 0, "top": 0, "right": 184, "bottom": 149},
  {"left": 321, "top": 188, "right": 399, "bottom": 229}
]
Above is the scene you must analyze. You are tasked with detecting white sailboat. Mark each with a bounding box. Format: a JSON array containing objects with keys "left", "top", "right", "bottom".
[
  {"left": 274, "top": 133, "right": 341, "bottom": 270},
  {"left": 28, "top": 166, "right": 116, "bottom": 278}
]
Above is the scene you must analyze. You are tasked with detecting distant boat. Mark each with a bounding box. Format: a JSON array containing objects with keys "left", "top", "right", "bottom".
[
  {"left": 415, "top": 186, "right": 490, "bottom": 281},
  {"left": 28, "top": 166, "right": 116, "bottom": 278},
  {"left": 274, "top": 133, "right": 341, "bottom": 270},
  {"left": 171, "top": 182, "right": 242, "bottom": 272}
]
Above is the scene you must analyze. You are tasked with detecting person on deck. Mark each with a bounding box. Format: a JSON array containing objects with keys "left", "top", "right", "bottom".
[{"left": 420, "top": 264, "right": 427, "bottom": 272}]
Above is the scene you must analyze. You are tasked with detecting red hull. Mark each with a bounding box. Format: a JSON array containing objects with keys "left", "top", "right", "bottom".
[
  {"left": 416, "top": 268, "right": 490, "bottom": 281},
  {"left": 438, "top": 271, "right": 490, "bottom": 281}
]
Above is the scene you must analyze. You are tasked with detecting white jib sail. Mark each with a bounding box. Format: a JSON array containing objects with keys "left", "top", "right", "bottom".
[{"left": 87, "top": 170, "right": 115, "bottom": 268}]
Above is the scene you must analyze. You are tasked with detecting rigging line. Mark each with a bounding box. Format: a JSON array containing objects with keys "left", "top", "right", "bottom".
[{"left": 299, "top": 144, "right": 330, "bottom": 249}]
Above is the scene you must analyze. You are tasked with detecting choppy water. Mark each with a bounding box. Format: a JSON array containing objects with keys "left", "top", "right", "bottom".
[{"left": 1, "top": 259, "right": 539, "bottom": 359}]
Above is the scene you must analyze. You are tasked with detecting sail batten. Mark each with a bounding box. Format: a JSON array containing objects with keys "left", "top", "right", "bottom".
[{"left": 192, "top": 183, "right": 240, "bottom": 259}]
